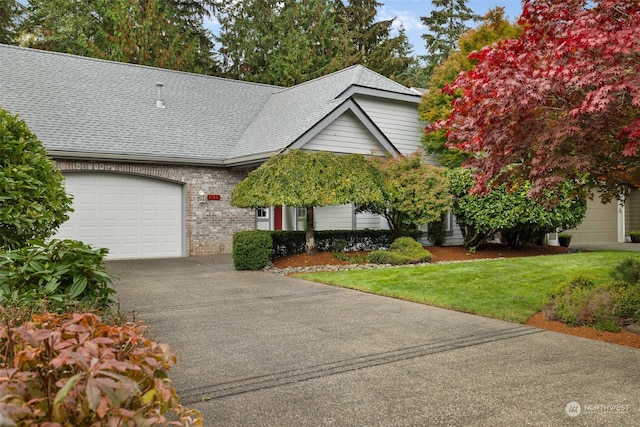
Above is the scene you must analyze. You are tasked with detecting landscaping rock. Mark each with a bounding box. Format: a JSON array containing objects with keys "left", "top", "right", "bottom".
[{"left": 624, "top": 323, "right": 640, "bottom": 335}]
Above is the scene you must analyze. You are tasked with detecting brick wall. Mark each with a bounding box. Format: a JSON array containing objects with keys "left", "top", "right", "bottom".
[{"left": 54, "top": 159, "right": 255, "bottom": 255}]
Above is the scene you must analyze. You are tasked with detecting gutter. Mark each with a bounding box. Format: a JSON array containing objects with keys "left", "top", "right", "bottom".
[{"left": 48, "top": 150, "right": 227, "bottom": 167}]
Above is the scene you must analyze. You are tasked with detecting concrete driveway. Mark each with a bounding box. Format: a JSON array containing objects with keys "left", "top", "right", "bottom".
[{"left": 107, "top": 255, "right": 640, "bottom": 426}]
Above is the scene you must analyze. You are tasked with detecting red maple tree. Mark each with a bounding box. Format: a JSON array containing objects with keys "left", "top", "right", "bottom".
[{"left": 430, "top": 0, "right": 640, "bottom": 201}]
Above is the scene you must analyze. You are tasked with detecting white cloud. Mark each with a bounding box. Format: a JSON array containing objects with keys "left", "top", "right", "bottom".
[{"left": 377, "top": 5, "right": 424, "bottom": 32}]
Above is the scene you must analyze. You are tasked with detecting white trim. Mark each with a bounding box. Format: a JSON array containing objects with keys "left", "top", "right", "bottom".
[
  {"left": 618, "top": 197, "right": 626, "bottom": 243},
  {"left": 336, "top": 85, "right": 421, "bottom": 104},
  {"left": 288, "top": 99, "right": 401, "bottom": 157}
]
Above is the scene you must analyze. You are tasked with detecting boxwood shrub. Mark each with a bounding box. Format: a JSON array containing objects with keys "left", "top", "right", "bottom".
[
  {"left": 271, "top": 231, "right": 307, "bottom": 258},
  {"left": 366, "top": 237, "right": 432, "bottom": 265},
  {"left": 232, "top": 230, "right": 273, "bottom": 270}
]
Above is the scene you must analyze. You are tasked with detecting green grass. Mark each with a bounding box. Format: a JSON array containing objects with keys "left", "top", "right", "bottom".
[{"left": 295, "top": 251, "right": 640, "bottom": 324}]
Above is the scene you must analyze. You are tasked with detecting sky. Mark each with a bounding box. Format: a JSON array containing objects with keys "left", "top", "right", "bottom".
[{"left": 377, "top": 0, "right": 525, "bottom": 57}]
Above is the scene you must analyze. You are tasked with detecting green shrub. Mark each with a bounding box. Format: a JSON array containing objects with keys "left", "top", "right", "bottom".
[
  {"left": 545, "top": 276, "right": 622, "bottom": 332},
  {"left": 271, "top": 231, "right": 307, "bottom": 257},
  {"left": 390, "top": 237, "right": 422, "bottom": 253},
  {"left": 0, "top": 239, "right": 115, "bottom": 311},
  {"left": 232, "top": 231, "right": 272, "bottom": 270},
  {"left": 366, "top": 237, "right": 432, "bottom": 265},
  {"left": 366, "top": 250, "right": 412, "bottom": 265},
  {"left": 610, "top": 258, "right": 640, "bottom": 286},
  {"left": 271, "top": 230, "right": 421, "bottom": 258},
  {"left": 616, "top": 285, "right": 640, "bottom": 323},
  {"left": 426, "top": 215, "right": 447, "bottom": 246},
  {"left": 0, "top": 108, "right": 73, "bottom": 250},
  {"left": 0, "top": 312, "right": 201, "bottom": 425},
  {"left": 331, "top": 239, "right": 348, "bottom": 261},
  {"left": 315, "top": 230, "right": 401, "bottom": 252}
]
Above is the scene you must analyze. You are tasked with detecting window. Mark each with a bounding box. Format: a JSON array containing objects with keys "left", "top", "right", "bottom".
[
  {"left": 296, "top": 207, "right": 306, "bottom": 218},
  {"left": 256, "top": 207, "right": 269, "bottom": 219}
]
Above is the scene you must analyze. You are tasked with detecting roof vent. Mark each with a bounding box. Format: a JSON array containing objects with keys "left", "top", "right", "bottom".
[{"left": 155, "top": 82, "right": 165, "bottom": 109}]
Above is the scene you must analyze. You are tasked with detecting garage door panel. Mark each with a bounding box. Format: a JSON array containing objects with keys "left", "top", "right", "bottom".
[
  {"left": 100, "top": 210, "right": 118, "bottom": 221},
  {"left": 56, "top": 173, "right": 183, "bottom": 259},
  {"left": 569, "top": 195, "right": 618, "bottom": 244}
]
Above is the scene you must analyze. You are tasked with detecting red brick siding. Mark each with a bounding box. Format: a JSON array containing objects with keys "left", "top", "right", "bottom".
[{"left": 54, "top": 160, "right": 255, "bottom": 255}]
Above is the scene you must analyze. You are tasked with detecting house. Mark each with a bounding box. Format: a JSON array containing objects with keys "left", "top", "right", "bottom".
[
  {"left": 0, "top": 45, "right": 628, "bottom": 259},
  {"left": 1, "top": 44, "right": 454, "bottom": 259}
]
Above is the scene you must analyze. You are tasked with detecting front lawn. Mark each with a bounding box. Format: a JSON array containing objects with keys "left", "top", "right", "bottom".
[{"left": 295, "top": 251, "right": 639, "bottom": 323}]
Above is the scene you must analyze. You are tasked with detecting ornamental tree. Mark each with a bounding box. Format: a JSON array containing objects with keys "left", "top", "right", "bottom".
[
  {"left": 430, "top": 0, "right": 640, "bottom": 202},
  {"left": 448, "top": 168, "right": 587, "bottom": 250},
  {"left": 230, "top": 150, "right": 385, "bottom": 253},
  {"left": 356, "top": 153, "right": 452, "bottom": 238},
  {"left": 0, "top": 107, "right": 73, "bottom": 250},
  {"left": 420, "top": 7, "right": 521, "bottom": 168}
]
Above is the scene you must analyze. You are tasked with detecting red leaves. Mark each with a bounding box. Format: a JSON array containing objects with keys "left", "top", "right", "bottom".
[
  {"left": 429, "top": 0, "right": 640, "bottom": 197},
  {"left": 0, "top": 312, "right": 202, "bottom": 425}
]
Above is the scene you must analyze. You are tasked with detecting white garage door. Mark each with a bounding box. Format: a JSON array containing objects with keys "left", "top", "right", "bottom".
[{"left": 56, "top": 173, "right": 183, "bottom": 259}]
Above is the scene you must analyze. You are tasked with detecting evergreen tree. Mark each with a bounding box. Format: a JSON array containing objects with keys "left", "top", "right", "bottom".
[
  {"left": 216, "top": 0, "right": 352, "bottom": 86},
  {"left": 336, "top": 0, "right": 415, "bottom": 84},
  {"left": 20, "top": 0, "right": 98, "bottom": 56},
  {"left": 0, "top": 0, "right": 23, "bottom": 44},
  {"left": 91, "top": 0, "right": 217, "bottom": 74},
  {"left": 18, "top": 0, "right": 217, "bottom": 75},
  {"left": 420, "top": 0, "right": 480, "bottom": 75}
]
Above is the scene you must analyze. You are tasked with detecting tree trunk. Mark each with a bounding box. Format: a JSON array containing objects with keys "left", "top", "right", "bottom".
[{"left": 305, "top": 205, "right": 315, "bottom": 254}]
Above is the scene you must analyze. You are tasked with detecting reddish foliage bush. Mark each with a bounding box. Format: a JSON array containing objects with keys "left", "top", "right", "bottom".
[{"left": 0, "top": 312, "right": 201, "bottom": 426}]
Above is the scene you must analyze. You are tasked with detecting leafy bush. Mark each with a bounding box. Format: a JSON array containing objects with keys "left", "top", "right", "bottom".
[
  {"left": 390, "top": 237, "right": 422, "bottom": 253},
  {"left": 0, "top": 108, "right": 73, "bottom": 250},
  {"left": 447, "top": 167, "right": 587, "bottom": 249},
  {"left": 544, "top": 276, "right": 622, "bottom": 332},
  {"left": 315, "top": 230, "right": 423, "bottom": 252},
  {"left": 271, "top": 230, "right": 423, "bottom": 258},
  {"left": 610, "top": 258, "right": 640, "bottom": 287},
  {"left": 366, "top": 237, "right": 432, "bottom": 265},
  {"left": 616, "top": 285, "right": 640, "bottom": 323},
  {"left": 232, "top": 230, "right": 272, "bottom": 270},
  {"left": 0, "top": 239, "right": 115, "bottom": 310},
  {"left": 426, "top": 214, "right": 447, "bottom": 246},
  {"left": 331, "top": 239, "right": 348, "bottom": 261},
  {"left": 0, "top": 312, "right": 201, "bottom": 426},
  {"left": 365, "top": 250, "right": 414, "bottom": 265},
  {"left": 271, "top": 231, "right": 307, "bottom": 258}
]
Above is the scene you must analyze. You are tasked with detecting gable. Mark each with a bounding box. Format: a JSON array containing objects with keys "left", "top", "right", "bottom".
[
  {"left": 0, "top": 45, "right": 422, "bottom": 165},
  {"left": 299, "top": 110, "right": 389, "bottom": 156},
  {"left": 354, "top": 95, "right": 425, "bottom": 157}
]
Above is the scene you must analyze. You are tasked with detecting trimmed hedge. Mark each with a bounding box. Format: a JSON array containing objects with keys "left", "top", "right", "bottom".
[
  {"left": 232, "top": 231, "right": 273, "bottom": 270},
  {"left": 271, "top": 231, "right": 307, "bottom": 258},
  {"left": 233, "top": 229, "right": 426, "bottom": 269},
  {"left": 271, "top": 229, "right": 423, "bottom": 258}
]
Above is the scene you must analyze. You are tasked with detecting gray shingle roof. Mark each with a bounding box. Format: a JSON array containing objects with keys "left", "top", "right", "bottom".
[{"left": 0, "top": 44, "right": 419, "bottom": 164}]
